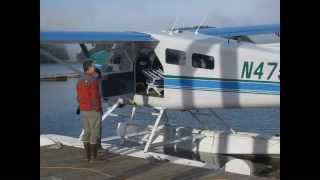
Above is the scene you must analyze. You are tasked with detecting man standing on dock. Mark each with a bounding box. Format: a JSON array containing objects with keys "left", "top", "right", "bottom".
[
  {"left": 77, "top": 66, "right": 103, "bottom": 150},
  {"left": 76, "top": 60, "right": 103, "bottom": 163}
]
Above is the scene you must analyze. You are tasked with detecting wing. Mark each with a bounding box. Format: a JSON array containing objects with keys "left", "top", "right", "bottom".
[
  {"left": 40, "top": 31, "right": 156, "bottom": 74},
  {"left": 196, "top": 24, "right": 280, "bottom": 37},
  {"left": 40, "top": 31, "right": 156, "bottom": 43}
]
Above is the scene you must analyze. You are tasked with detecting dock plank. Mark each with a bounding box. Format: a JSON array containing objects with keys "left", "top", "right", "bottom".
[{"left": 40, "top": 146, "right": 277, "bottom": 180}]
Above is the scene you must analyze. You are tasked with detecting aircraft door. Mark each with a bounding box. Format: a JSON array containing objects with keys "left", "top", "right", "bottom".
[{"left": 99, "top": 49, "right": 135, "bottom": 101}]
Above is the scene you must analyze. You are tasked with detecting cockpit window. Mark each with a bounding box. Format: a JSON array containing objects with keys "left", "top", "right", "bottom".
[
  {"left": 165, "top": 48, "right": 186, "bottom": 65},
  {"left": 192, "top": 53, "right": 214, "bottom": 70}
]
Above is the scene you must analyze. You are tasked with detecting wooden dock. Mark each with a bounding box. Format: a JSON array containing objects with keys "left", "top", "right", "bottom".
[{"left": 40, "top": 145, "right": 278, "bottom": 180}]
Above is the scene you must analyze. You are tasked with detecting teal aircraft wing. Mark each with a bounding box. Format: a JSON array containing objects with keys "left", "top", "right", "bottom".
[{"left": 40, "top": 31, "right": 156, "bottom": 43}]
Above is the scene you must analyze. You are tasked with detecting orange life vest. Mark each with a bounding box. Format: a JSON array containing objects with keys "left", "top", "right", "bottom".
[{"left": 76, "top": 73, "right": 102, "bottom": 112}]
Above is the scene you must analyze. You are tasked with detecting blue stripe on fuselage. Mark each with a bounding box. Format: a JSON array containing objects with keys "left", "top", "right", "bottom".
[{"left": 164, "top": 78, "right": 280, "bottom": 95}]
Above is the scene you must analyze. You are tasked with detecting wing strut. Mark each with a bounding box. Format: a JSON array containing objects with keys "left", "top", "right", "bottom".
[{"left": 79, "top": 43, "right": 90, "bottom": 58}]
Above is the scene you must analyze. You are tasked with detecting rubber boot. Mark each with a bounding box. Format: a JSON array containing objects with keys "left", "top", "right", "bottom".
[
  {"left": 83, "top": 142, "right": 91, "bottom": 162},
  {"left": 90, "top": 144, "right": 99, "bottom": 163}
]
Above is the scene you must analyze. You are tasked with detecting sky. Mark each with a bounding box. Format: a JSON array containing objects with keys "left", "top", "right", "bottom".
[{"left": 40, "top": 0, "right": 279, "bottom": 32}]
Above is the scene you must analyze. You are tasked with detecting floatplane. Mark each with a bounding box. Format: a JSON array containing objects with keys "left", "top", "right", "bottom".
[{"left": 40, "top": 24, "right": 280, "bottom": 168}]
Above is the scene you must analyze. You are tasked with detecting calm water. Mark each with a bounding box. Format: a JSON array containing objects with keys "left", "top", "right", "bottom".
[{"left": 40, "top": 64, "right": 280, "bottom": 138}]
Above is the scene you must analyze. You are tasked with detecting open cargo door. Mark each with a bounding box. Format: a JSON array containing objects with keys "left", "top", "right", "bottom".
[{"left": 98, "top": 47, "right": 135, "bottom": 102}]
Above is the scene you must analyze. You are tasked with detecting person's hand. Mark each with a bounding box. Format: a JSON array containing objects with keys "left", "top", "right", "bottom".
[{"left": 76, "top": 106, "right": 80, "bottom": 115}]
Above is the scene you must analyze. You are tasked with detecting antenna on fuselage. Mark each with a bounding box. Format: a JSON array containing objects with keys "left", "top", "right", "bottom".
[
  {"left": 195, "top": 14, "right": 208, "bottom": 35},
  {"left": 169, "top": 16, "right": 179, "bottom": 35}
]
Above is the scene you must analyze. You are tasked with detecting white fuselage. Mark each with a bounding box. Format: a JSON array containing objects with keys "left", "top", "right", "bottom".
[{"left": 133, "top": 31, "right": 280, "bottom": 109}]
